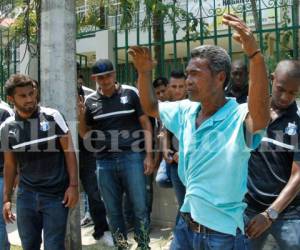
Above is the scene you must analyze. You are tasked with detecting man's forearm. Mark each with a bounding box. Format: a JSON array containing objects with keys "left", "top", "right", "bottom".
[
  {"left": 270, "top": 163, "right": 300, "bottom": 213},
  {"left": 141, "top": 119, "right": 153, "bottom": 156},
  {"left": 248, "top": 53, "right": 270, "bottom": 131},
  {"left": 60, "top": 133, "right": 79, "bottom": 186},
  {"left": 137, "top": 72, "right": 159, "bottom": 118},
  {"left": 64, "top": 151, "right": 79, "bottom": 186},
  {"left": 3, "top": 164, "right": 17, "bottom": 203}
]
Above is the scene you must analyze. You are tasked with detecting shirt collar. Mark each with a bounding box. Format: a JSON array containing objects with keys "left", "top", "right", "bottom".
[
  {"left": 283, "top": 101, "right": 298, "bottom": 117},
  {"left": 192, "top": 98, "right": 238, "bottom": 122}
]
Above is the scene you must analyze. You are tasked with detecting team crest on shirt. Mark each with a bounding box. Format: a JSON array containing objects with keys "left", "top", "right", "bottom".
[
  {"left": 120, "top": 96, "right": 128, "bottom": 104},
  {"left": 9, "top": 129, "right": 17, "bottom": 136},
  {"left": 40, "top": 120, "right": 50, "bottom": 132},
  {"left": 285, "top": 122, "right": 297, "bottom": 136}
]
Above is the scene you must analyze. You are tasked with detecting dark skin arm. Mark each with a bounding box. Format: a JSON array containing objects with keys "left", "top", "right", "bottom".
[
  {"left": 139, "top": 114, "right": 155, "bottom": 175},
  {"left": 222, "top": 14, "right": 270, "bottom": 133},
  {"left": 246, "top": 161, "right": 300, "bottom": 238},
  {"left": 59, "top": 131, "right": 79, "bottom": 208},
  {"left": 3, "top": 151, "right": 17, "bottom": 224},
  {"left": 129, "top": 14, "right": 270, "bottom": 130}
]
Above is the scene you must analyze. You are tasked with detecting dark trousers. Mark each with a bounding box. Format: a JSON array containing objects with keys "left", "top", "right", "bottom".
[
  {"left": 79, "top": 151, "right": 109, "bottom": 235},
  {"left": 96, "top": 152, "right": 150, "bottom": 249},
  {"left": 169, "top": 162, "right": 186, "bottom": 224}
]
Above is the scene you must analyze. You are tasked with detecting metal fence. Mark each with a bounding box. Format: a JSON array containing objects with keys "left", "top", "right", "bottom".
[
  {"left": 0, "top": 28, "right": 20, "bottom": 100},
  {"left": 1, "top": 0, "right": 299, "bottom": 91},
  {"left": 112, "top": 0, "right": 300, "bottom": 84}
]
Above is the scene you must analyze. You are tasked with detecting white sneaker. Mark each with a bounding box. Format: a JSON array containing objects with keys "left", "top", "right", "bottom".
[
  {"left": 80, "top": 214, "right": 93, "bottom": 227},
  {"left": 99, "top": 231, "right": 114, "bottom": 247}
]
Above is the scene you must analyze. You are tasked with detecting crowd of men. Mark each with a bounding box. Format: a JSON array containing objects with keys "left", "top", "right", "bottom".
[{"left": 0, "top": 13, "right": 299, "bottom": 250}]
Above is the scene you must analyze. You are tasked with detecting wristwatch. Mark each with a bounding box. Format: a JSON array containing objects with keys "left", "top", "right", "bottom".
[{"left": 266, "top": 208, "right": 279, "bottom": 221}]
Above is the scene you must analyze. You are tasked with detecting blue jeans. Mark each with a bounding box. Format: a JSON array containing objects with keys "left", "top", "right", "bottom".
[
  {"left": 155, "top": 160, "right": 173, "bottom": 188},
  {"left": 124, "top": 173, "right": 153, "bottom": 224},
  {"left": 96, "top": 152, "right": 149, "bottom": 249},
  {"left": 16, "top": 187, "right": 68, "bottom": 250},
  {"left": 171, "top": 216, "right": 249, "bottom": 250},
  {"left": 0, "top": 177, "right": 10, "bottom": 250},
  {"left": 245, "top": 207, "right": 300, "bottom": 250},
  {"left": 169, "top": 162, "right": 186, "bottom": 224}
]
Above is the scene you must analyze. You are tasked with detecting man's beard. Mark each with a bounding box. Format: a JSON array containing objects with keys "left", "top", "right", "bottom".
[{"left": 15, "top": 102, "right": 37, "bottom": 115}]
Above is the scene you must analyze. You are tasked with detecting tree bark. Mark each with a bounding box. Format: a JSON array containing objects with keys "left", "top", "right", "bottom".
[{"left": 40, "top": 1, "right": 81, "bottom": 248}]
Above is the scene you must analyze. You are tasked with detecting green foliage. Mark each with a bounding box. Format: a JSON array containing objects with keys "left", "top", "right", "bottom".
[
  {"left": 10, "top": 7, "right": 38, "bottom": 42},
  {"left": 76, "top": 0, "right": 205, "bottom": 40},
  {"left": 0, "top": 0, "right": 39, "bottom": 48},
  {"left": 119, "top": 0, "right": 139, "bottom": 29},
  {"left": 77, "top": 0, "right": 106, "bottom": 33},
  {"left": 263, "top": 1, "right": 293, "bottom": 73},
  {"left": 115, "top": 0, "right": 204, "bottom": 39}
]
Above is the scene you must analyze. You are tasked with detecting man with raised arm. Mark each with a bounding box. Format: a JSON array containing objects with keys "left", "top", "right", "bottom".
[{"left": 128, "top": 14, "right": 270, "bottom": 250}]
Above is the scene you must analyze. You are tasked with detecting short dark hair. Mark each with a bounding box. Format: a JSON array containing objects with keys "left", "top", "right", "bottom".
[
  {"left": 153, "top": 77, "right": 169, "bottom": 89},
  {"left": 191, "top": 45, "right": 231, "bottom": 89},
  {"left": 232, "top": 60, "right": 248, "bottom": 72},
  {"left": 170, "top": 70, "right": 186, "bottom": 79},
  {"left": 5, "top": 74, "right": 35, "bottom": 96},
  {"left": 78, "top": 74, "right": 84, "bottom": 80},
  {"left": 275, "top": 60, "right": 300, "bottom": 80}
]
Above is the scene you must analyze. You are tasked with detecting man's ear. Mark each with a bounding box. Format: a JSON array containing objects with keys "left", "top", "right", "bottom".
[
  {"left": 217, "top": 71, "right": 227, "bottom": 88},
  {"left": 7, "top": 96, "right": 14, "bottom": 105},
  {"left": 90, "top": 75, "right": 96, "bottom": 82},
  {"left": 270, "top": 72, "right": 275, "bottom": 81}
]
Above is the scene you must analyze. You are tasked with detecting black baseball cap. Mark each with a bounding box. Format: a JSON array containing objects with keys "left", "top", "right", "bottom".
[{"left": 91, "top": 59, "right": 114, "bottom": 76}]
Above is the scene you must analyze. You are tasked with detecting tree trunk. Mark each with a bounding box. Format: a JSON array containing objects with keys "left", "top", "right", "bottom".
[
  {"left": 293, "top": 0, "right": 299, "bottom": 59},
  {"left": 250, "top": 0, "right": 260, "bottom": 31},
  {"left": 99, "top": 0, "right": 106, "bottom": 29},
  {"left": 40, "top": 1, "right": 81, "bottom": 249},
  {"left": 152, "top": 0, "right": 164, "bottom": 78}
]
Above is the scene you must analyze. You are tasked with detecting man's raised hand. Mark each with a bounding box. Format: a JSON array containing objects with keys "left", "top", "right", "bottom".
[
  {"left": 222, "top": 14, "right": 259, "bottom": 57},
  {"left": 128, "top": 46, "right": 156, "bottom": 73}
]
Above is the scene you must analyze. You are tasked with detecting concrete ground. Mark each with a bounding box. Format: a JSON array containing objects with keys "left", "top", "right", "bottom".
[
  {"left": 6, "top": 191, "right": 279, "bottom": 250},
  {"left": 8, "top": 221, "right": 173, "bottom": 249},
  {"left": 6, "top": 217, "right": 280, "bottom": 250},
  {"left": 7, "top": 191, "right": 173, "bottom": 250}
]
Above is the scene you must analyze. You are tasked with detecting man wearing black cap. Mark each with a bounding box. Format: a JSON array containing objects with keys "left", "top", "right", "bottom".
[{"left": 79, "top": 59, "right": 154, "bottom": 249}]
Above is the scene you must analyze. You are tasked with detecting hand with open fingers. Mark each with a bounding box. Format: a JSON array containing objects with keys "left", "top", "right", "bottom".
[
  {"left": 3, "top": 201, "right": 16, "bottom": 224},
  {"left": 63, "top": 186, "right": 79, "bottom": 208},
  {"left": 144, "top": 154, "right": 155, "bottom": 175},
  {"left": 222, "top": 14, "right": 259, "bottom": 57},
  {"left": 127, "top": 46, "right": 156, "bottom": 73},
  {"left": 245, "top": 212, "right": 272, "bottom": 239}
]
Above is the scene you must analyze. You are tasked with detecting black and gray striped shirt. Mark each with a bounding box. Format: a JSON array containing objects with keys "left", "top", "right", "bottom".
[{"left": 0, "top": 106, "right": 69, "bottom": 195}]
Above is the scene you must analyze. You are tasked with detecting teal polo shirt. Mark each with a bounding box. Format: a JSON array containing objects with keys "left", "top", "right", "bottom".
[{"left": 159, "top": 98, "right": 263, "bottom": 236}]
